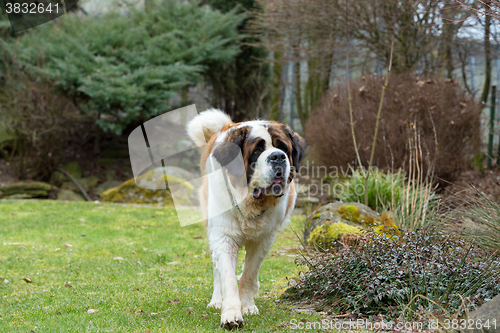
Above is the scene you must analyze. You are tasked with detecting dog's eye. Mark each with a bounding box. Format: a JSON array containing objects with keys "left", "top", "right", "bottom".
[
  {"left": 277, "top": 141, "right": 289, "bottom": 155},
  {"left": 253, "top": 148, "right": 263, "bottom": 155}
]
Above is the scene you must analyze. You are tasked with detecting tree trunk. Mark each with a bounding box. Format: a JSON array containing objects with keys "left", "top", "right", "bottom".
[
  {"left": 295, "top": 60, "right": 307, "bottom": 131},
  {"left": 481, "top": 11, "right": 491, "bottom": 105}
]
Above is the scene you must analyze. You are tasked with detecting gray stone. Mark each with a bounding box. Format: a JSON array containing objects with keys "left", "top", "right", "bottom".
[
  {"left": 94, "top": 180, "right": 123, "bottom": 196},
  {"left": 463, "top": 294, "right": 500, "bottom": 333},
  {"left": 57, "top": 189, "right": 84, "bottom": 201},
  {"left": 295, "top": 197, "right": 320, "bottom": 208}
]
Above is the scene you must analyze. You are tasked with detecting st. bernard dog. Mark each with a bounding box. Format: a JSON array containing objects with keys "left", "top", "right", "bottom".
[{"left": 186, "top": 109, "right": 305, "bottom": 329}]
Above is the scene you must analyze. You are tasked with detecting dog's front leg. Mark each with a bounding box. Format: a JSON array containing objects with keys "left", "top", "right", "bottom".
[
  {"left": 239, "top": 235, "right": 276, "bottom": 315},
  {"left": 213, "top": 239, "right": 244, "bottom": 329}
]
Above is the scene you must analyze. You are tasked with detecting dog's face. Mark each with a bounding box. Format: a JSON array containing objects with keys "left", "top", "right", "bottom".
[{"left": 211, "top": 121, "right": 305, "bottom": 201}]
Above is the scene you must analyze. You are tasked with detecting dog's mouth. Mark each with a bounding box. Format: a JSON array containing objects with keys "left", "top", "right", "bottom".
[{"left": 253, "top": 178, "right": 285, "bottom": 199}]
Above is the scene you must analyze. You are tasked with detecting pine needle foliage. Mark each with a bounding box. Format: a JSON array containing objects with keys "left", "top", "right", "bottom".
[{"left": 12, "top": 0, "right": 245, "bottom": 134}]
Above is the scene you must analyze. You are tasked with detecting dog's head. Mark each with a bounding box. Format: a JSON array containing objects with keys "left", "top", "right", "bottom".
[{"left": 211, "top": 121, "right": 305, "bottom": 200}]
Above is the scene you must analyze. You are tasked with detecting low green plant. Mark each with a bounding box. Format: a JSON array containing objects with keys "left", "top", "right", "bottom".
[
  {"left": 336, "top": 167, "right": 440, "bottom": 231},
  {"left": 285, "top": 228, "right": 500, "bottom": 321},
  {"left": 336, "top": 168, "right": 405, "bottom": 212},
  {"left": 392, "top": 176, "right": 440, "bottom": 232},
  {"left": 391, "top": 136, "right": 441, "bottom": 232}
]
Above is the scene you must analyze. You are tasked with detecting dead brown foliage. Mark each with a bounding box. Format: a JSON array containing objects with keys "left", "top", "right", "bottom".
[{"left": 305, "top": 73, "right": 481, "bottom": 183}]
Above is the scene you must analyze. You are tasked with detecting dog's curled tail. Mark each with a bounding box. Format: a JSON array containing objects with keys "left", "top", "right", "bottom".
[{"left": 186, "top": 108, "right": 233, "bottom": 146}]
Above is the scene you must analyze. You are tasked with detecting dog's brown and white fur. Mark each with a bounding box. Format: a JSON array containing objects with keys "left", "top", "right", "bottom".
[{"left": 187, "top": 109, "right": 305, "bottom": 329}]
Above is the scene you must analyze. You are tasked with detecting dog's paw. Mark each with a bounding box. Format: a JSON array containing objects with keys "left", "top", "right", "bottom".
[
  {"left": 242, "top": 304, "right": 259, "bottom": 315},
  {"left": 220, "top": 308, "right": 244, "bottom": 330},
  {"left": 207, "top": 300, "right": 222, "bottom": 309}
]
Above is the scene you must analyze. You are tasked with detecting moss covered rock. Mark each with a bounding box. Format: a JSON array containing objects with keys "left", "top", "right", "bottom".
[
  {"left": 308, "top": 222, "right": 363, "bottom": 251},
  {"left": 304, "top": 202, "right": 379, "bottom": 242},
  {"left": 304, "top": 202, "right": 401, "bottom": 245},
  {"left": 100, "top": 169, "right": 194, "bottom": 205},
  {"left": 0, "top": 181, "right": 51, "bottom": 199}
]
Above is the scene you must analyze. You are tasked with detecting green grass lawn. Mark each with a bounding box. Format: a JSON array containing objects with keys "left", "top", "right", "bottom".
[{"left": 0, "top": 200, "right": 323, "bottom": 332}]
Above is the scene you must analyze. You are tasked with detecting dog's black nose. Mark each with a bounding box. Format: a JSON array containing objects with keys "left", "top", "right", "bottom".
[{"left": 267, "top": 151, "right": 286, "bottom": 164}]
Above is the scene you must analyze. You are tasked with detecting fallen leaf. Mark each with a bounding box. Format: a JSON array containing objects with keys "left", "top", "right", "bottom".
[
  {"left": 193, "top": 235, "right": 202, "bottom": 239},
  {"left": 150, "top": 312, "right": 158, "bottom": 316},
  {"left": 167, "top": 261, "right": 180, "bottom": 265},
  {"left": 64, "top": 283, "right": 72, "bottom": 288},
  {"left": 202, "top": 314, "right": 209, "bottom": 318},
  {"left": 23, "top": 277, "right": 33, "bottom": 283},
  {"left": 113, "top": 257, "right": 124, "bottom": 261},
  {"left": 63, "top": 243, "right": 73, "bottom": 248},
  {"left": 144, "top": 330, "right": 152, "bottom": 333},
  {"left": 167, "top": 299, "right": 179, "bottom": 304},
  {"left": 87, "top": 309, "right": 96, "bottom": 314},
  {"left": 56, "top": 311, "right": 61, "bottom": 315}
]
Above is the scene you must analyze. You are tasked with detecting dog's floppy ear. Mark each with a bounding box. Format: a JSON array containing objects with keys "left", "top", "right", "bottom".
[
  {"left": 211, "top": 129, "right": 247, "bottom": 178},
  {"left": 285, "top": 127, "right": 306, "bottom": 169}
]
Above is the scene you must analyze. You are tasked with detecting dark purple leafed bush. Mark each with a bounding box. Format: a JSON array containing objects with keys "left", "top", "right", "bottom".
[{"left": 284, "top": 229, "right": 500, "bottom": 320}]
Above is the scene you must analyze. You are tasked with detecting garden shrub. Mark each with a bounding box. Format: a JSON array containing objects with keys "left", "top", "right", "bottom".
[
  {"left": 285, "top": 229, "right": 500, "bottom": 320},
  {"left": 13, "top": 0, "right": 244, "bottom": 134},
  {"left": 306, "top": 73, "right": 481, "bottom": 184},
  {"left": 0, "top": 70, "right": 91, "bottom": 180}
]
